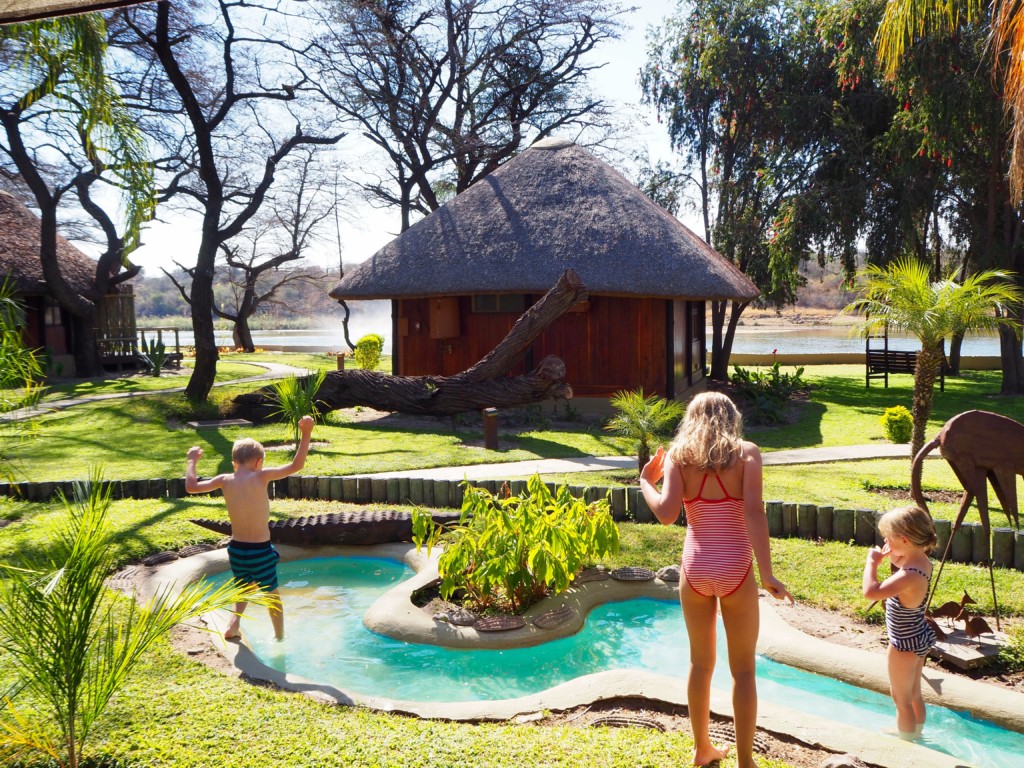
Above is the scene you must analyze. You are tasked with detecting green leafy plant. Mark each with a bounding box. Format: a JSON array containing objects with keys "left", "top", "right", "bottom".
[
  {"left": 604, "top": 388, "right": 685, "bottom": 472},
  {"left": 412, "top": 475, "right": 620, "bottom": 613},
  {"left": 353, "top": 333, "right": 385, "bottom": 371},
  {"left": 268, "top": 370, "right": 327, "bottom": 445},
  {"left": 138, "top": 338, "right": 168, "bottom": 377},
  {"left": 880, "top": 405, "right": 913, "bottom": 444},
  {"left": 0, "top": 472, "right": 265, "bottom": 768},
  {"left": 730, "top": 362, "right": 806, "bottom": 424},
  {"left": 999, "top": 624, "right": 1024, "bottom": 672}
]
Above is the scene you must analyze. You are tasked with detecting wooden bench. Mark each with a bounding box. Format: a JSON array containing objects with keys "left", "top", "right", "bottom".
[{"left": 866, "top": 348, "right": 945, "bottom": 391}]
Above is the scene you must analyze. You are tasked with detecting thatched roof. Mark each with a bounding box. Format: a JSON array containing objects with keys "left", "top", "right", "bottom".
[
  {"left": 331, "top": 138, "right": 759, "bottom": 302},
  {"left": 0, "top": 0, "right": 151, "bottom": 23},
  {"left": 0, "top": 191, "right": 98, "bottom": 297}
]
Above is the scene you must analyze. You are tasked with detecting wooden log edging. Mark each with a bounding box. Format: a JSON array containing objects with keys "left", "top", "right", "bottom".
[{"left": 2, "top": 478, "right": 1024, "bottom": 573}]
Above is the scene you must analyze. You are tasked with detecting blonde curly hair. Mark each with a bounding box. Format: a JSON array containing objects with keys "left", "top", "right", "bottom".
[
  {"left": 667, "top": 391, "right": 743, "bottom": 473},
  {"left": 232, "top": 437, "right": 265, "bottom": 467}
]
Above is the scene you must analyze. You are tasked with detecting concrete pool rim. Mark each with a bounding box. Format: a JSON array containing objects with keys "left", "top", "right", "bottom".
[{"left": 140, "top": 543, "right": 1023, "bottom": 768}]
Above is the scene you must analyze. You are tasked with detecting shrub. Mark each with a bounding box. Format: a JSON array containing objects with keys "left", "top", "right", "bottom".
[
  {"left": 138, "top": 338, "right": 168, "bottom": 376},
  {"left": 730, "top": 362, "right": 806, "bottom": 424},
  {"left": 268, "top": 370, "right": 327, "bottom": 444},
  {"left": 412, "top": 475, "right": 620, "bottom": 613},
  {"left": 604, "top": 388, "right": 685, "bottom": 472},
  {"left": 880, "top": 405, "right": 913, "bottom": 444},
  {"left": 999, "top": 624, "right": 1024, "bottom": 672},
  {"left": 353, "top": 333, "right": 385, "bottom": 371}
]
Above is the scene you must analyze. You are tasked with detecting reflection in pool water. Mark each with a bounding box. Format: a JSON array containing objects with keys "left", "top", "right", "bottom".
[{"left": 209, "top": 556, "right": 1022, "bottom": 768}]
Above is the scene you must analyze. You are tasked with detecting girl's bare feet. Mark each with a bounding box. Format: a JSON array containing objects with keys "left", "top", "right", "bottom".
[{"left": 693, "top": 743, "right": 730, "bottom": 766}]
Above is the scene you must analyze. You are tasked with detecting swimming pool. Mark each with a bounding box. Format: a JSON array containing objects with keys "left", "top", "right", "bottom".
[{"left": 208, "top": 556, "right": 1023, "bottom": 768}]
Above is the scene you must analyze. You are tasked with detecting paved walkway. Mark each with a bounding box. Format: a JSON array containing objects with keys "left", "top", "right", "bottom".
[
  {"left": 0, "top": 361, "right": 310, "bottom": 423},
  {"left": 359, "top": 442, "right": 912, "bottom": 479}
]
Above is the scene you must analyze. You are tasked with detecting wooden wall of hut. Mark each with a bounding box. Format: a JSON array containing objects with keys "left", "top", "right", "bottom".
[{"left": 394, "top": 295, "right": 685, "bottom": 398}]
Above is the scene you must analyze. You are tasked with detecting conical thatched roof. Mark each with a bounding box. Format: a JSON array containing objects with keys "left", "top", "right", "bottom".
[
  {"left": 331, "top": 138, "right": 758, "bottom": 302},
  {"left": 0, "top": 190, "right": 97, "bottom": 297},
  {"left": 0, "top": 1, "right": 151, "bottom": 23}
]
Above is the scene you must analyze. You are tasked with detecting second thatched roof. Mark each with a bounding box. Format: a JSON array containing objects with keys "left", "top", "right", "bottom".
[
  {"left": 331, "top": 138, "right": 758, "bottom": 302},
  {"left": 0, "top": 190, "right": 98, "bottom": 297}
]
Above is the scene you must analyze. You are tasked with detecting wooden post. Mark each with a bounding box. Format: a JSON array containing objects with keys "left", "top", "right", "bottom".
[
  {"left": 451, "top": 480, "right": 465, "bottom": 509},
  {"left": 993, "top": 528, "right": 1015, "bottom": 568},
  {"left": 874, "top": 511, "right": 886, "bottom": 547},
  {"left": 610, "top": 487, "right": 626, "bottom": 521},
  {"left": 342, "top": 477, "right": 358, "bottom": 502},
  {"left": 398, "top": 477, "right": 411, "bottom": 504},
  {"left": 782, "top": 503, "right": 798, "bottom": 537},
  {"left": 971, "top": 523, "right": 990, "bottom": 565},
  {"left": 765, "top": 501, "right": 783, "bottom": 537},
  {"left": 317, "top": 477, "right": 331, "bottom": 500},
  {"left": 300, "top": 476, "right": 317, "bottom": 499},
  {"left": 816, "top": 505, "right": 834, "bottom": 542},
  {"left": 433, "top": 479, "right": 450, "bottom": 508},
  {"left": 1015, "top": 530, "right": 1024, "bottom": 572},
  {"left": 330, "top": 477, "right": 344, "bottom": 502},
  {"left": 833, "top": 509, "right": 855, "bottom": 543},
  {"left": 483, "top": 407, "right": 499, "bottom": 450},
  {"left": 286, "top": 476, "right": 301, "bottom": 499},
  {"left": 933, "top": 519, "right": 952, "bottom": 557},
  {"left": 798, "top": 504, "right": 816, "bottom": 539},
  {"left": 951, "top": 524, "right": 973, "bottom": 563},
  {"left": 372, "top": 478, "right": 388, "bottom": 504},
  {"left": 357, "top": 478, "right": 372, "bottom": 504},
  {"left": 854, "top": 509, "right": 876, "bottom": 547},
  {"left": 408, "top": 478, "right": 424, "bottom": 505}
]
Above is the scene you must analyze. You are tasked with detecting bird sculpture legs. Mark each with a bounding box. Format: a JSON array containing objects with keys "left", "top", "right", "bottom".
[{"left": 927, "top": 468, "right": 1001, "bottom": 631}]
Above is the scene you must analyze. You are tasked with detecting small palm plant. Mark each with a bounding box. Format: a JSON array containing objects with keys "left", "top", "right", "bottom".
[
  {"left": 844, "top": 259, "right": 1024, "bottom": 457},
  {"left": 138, "top": 338, "right": 168, "bottom": 376},
  {"left": 0, "top": 473, "right": 266, "bottom": 768},
  {"left": 268, "top": 370, "right": 327, "bottom": 445},
  {"left": 604, "top": 388, "right": 686, "bottom": 473}
]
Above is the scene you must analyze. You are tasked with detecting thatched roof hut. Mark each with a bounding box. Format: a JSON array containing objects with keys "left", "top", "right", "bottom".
[
  {"left": 0, "top": 190, "right": 97, "bottom": 298},
  {"left": 330, "top": 138, "right": 758, "bottom": 402},
  {"left": 330, "top": 137, "right": 757, "bottom": 302}
]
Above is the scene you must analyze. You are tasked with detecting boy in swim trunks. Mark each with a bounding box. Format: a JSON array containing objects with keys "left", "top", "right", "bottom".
[{"left": 185, "top": 415, "right": 314, "bottom": 640}]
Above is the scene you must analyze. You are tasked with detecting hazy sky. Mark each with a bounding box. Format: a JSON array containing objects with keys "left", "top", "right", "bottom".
[{"left": 127, "top": 0, "right": 679, "bottom": 278}]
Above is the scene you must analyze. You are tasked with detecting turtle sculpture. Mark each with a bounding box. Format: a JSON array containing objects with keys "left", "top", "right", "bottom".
[{"left": 911, "top": 410, "right": 1024, "bottom": 630}]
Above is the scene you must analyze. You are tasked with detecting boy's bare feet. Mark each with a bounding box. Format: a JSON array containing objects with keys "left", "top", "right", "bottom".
[
  {"left": 693, "top": 744, "right": 730, "bottom": 766},
  {"left": 224, "top": 616, "right": 242, "bottom": 640}
]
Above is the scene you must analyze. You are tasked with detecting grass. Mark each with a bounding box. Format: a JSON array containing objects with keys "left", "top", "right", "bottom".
[{"left": 3, "top": 361, "right": 1024, "bottom": 767}]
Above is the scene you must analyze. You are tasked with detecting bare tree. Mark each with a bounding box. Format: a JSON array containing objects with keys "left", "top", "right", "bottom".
[
  {"left": 163, "top": 148, "right": 338, "bottom": 352},
  {"left": 113, "top": 0, "right": 345, "bottom": 399},
  {"left": 314, "top": 0, "right": 625, "bottom": 232}
]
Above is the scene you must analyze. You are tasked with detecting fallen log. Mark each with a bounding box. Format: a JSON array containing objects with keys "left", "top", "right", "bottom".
[{"left": 227, "top": 269, "right": 587, "bottom": 420}]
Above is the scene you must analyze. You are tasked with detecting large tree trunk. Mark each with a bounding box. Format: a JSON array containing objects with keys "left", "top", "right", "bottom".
[
  {"left": 232, "top": 319, "right": 255, "bottom": 353},
  {"left": 708, "top": 299, "right": 749, "bottom": 381},
  {"left": 228, "top": 270, "right": 587, "bottom": 420},
  {"left": 999, "top": 308, "right": 1024, "bottom": 395}
]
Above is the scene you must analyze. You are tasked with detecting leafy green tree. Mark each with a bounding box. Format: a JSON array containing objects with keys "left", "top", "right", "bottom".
[
  {"left": 604, "top": 388, "right": 686, "bottom": 473},
  {"left": 641, "top": 0, "right": 843, "bottom": 379},
  {"left": 844, "top": 258, "right": 1024, "bottom": 456},
  {"left": 0, "top": 474, "right": 265, "bottom": 768},
  {"left": 0, "top": 14, "right": 154, "bottom": 375}
]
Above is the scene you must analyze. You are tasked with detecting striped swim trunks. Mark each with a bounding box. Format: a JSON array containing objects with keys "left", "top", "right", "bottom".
[{"left": 227, "top": 540, "right": 280, "bottom": 591}]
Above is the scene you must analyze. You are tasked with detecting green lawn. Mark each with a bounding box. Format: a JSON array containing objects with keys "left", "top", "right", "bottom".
[{"left": 3, "top": 362, "right": 1024, "bottom": 768}]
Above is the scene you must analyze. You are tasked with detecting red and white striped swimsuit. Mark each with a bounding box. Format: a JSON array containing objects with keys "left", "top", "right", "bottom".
[{"left": 682, "top": 474, "right": 753, "bottom": 598}]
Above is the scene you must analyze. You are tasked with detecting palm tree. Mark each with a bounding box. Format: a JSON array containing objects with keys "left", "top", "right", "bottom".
[
  {"left": 604, "top": 388, "right": 686, "bottom": 473},
  {"left": 875, "top": 1, "right": 1024, "bottom": 203},
  {"left": 844, "top": 258, "right": 1024, "bottom": 457}
]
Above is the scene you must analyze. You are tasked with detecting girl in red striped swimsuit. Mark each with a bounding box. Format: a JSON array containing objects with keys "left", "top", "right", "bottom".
[{"left": 640, "top": 392, "right": 792, "bottom": 768}]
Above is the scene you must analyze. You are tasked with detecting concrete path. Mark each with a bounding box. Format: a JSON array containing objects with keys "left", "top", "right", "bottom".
[
  {"left": 0, "top": 361, "right": 309, "bottom": 423},
  {"left": 359, "top": 442, "right": 912, "bottom": 479}
]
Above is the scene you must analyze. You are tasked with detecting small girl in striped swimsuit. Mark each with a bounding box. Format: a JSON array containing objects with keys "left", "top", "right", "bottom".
[
  {"left": 862, "top": 505, "right": 937, "bottom": 740},
  {"left": 641, "top": 392, "right": 792, "bottom": 768}
]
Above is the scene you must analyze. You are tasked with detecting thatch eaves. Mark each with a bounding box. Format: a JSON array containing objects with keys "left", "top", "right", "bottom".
[
  {"left": 330, "top": 138, "right": 759, "bottom": 303},
  {"left": 0, "top": 1, "right": 152, "bottom": 23},
  {"left": 0, "top": 190, "right": 98, "bottom": 297}
]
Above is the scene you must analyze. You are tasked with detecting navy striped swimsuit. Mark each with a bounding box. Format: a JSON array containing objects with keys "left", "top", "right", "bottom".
[{"left": 885, "top": 566, "right": 936, "bottom": 657}]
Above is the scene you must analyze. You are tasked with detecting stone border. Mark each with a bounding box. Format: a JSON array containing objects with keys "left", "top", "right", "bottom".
[{"left": 137, "top": 545, "right": 1021, "bottom": 768}]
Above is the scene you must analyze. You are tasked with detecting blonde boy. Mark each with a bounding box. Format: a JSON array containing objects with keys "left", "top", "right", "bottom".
[{"left": 185, "top": 415, "right": 314, "bottom": 639}]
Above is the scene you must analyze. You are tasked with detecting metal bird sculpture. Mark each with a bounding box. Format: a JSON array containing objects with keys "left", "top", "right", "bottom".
[
  {"left": 928, "top": 591, "right": 976, "bottom": 628},
  {"left": 962, "top": 615, "right": 994, "bottom": 645},
  {"left": 912, "top": 410, "right": 1024, "bottom": 631}
]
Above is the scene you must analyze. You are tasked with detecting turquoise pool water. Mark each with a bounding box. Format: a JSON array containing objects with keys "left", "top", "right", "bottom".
[{"left": 210, "top": 556, "right": 1023, "bottom": 767}]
